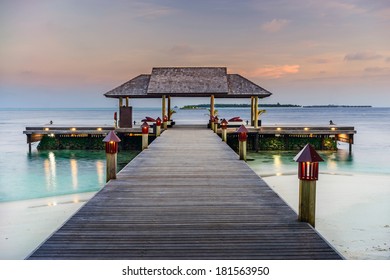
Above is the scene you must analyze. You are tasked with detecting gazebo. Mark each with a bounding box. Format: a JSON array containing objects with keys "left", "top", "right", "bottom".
[{"left": 104, "top": 67, "right": 272, "bottom": 128}]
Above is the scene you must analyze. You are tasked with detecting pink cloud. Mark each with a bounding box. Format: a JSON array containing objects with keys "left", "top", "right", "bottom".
[
  {"left": 246, "top": 65, "right": 300, "bottom": 78},
  {"left": 261, "top": 19, "right": 290, "bottom": 33}
]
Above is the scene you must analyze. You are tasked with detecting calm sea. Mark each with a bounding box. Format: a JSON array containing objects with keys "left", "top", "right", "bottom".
[{"left": 0, "top": 107, "right": 389, "bottom": 202}]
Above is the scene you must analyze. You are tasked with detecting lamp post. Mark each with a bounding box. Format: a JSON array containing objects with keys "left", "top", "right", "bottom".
[
  {"left": 293, "top": 144, "right": 324, "bottom": 227},
  {"left": 236, "top": 125, "right": 248, "bottom": 161},
  {"left": 210, "top": 115, "right": 215, "bottom": 131},
  {"left": 213, "top": 116, "right": 219, "bottom": 133},
  {"left": 221, "top": 119, "right": 228, "bottom": 142},
  {"left": 141, "top": 122, "right": 149, "bottom": 150},
  {"left": 163, "top": 115, "right": 168, "bottom": 129},
  {"left": 155, "top": 117, "right": 161, "bottom": 137},
  {"left": 102, "top": 131, "right": 121, "bottom": 182}
]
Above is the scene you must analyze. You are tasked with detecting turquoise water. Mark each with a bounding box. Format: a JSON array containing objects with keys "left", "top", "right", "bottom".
[{"left": 0, "top": 107, "right": 389, "bottom": 202}]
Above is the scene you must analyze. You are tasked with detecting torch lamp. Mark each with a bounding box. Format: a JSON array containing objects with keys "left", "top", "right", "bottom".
[
  {"left": 210, "top": 115, "right": 215, "bottom": 131},
  {"left": 102, "top": 131, "right": 121, "bottom": 182},
  {"left": 213, "top": 116, "right": 219, "bottom": 133},
  {"left": 293, "top": 144, "right": 324, "bottom": 227},
  {"left": 220, "top": 119, "right": 228, "bottom": 142},
  {"left": 163, "top": 115, "right": 168, "bottom": 129},
  {"left": 141, "top": 121, "right": 150, "bottom": 150},
  {"left": 155, "top": 117, "right": 162, "bottom": 137},
  {"left": 236, "top": 125, "right": 248, "bottom": 161}
]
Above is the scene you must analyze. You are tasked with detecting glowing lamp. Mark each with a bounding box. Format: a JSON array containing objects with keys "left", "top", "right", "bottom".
[
  {"left": 294, "top": 144, "right": 324, "bottom": 181},
  {"left": 214, "top": 116, "right": 219, "bottom": 124},
  {"left": 220, "top": 119, "right": 228, "bottom": 130},
  {"left": 210, "top": 115, "right": 215, "bottom": 122},
  {"left": 163, "top": 115, "right": 168, "bottom": 122},
  {"left": 236, "top": 125, "right": 248, "bottom": 142},
  {"left": 141, "top": 121, "right": 150, "bottom": 134},
  {"left": 103, "top": 131, "right": 121, "bottom": 154},
  {"left": 156, "top": 117, "right": 162, "bottom": 127}
]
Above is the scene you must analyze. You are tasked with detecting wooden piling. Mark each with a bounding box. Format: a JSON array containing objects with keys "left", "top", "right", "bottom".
[
  {"left": 106, "top": 153, "right": 117, "bottom": 182},
  {"left": 299, "top": 180, "right": 316, "bottom": 227}
]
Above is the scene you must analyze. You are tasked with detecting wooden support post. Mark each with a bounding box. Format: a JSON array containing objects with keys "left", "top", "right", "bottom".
[
  {"left": 299, "top": 180, "right": 316, "bottom": 227},
  {"left": 142, "top": 133, "right": 148, "bottom": 150},
  {"left": 222, "top": 128, "right": 227, "bottom": 142},
  {"left": 210, "top": 95, "right": 215, "bottom": 128},
  {"left": 125, "top": 97, "right": 129, "bottom": 107},
  {"left": 162, "top": 95, "right": 167, "bottom": 129},
  {"left": 106, "top": 153, "right": 117, "bottom": 182},
  {"left": 254, "top": 96, "right": 259, "bottom": 129},
  {"left": 119, "top": 97, "right": 123, "bottom": 107},
  {"left": 250, "top": 96, "right": 254, "bottom": 126},
  {"left": 239, "top": 140, "right": 247, "bottom": 161},
  {"left": 349, "top": 135, "right": 353, "bottom": 154},
  {"left": 167, "top": 96, "right": 171, "bottom": 120}
]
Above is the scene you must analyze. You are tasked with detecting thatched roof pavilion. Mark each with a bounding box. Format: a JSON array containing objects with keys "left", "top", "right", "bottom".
[
  {"left": 104, "top": 67, "right": 272, "bottom": 98},
  {"left": 104, "top": 67, "right": 272, "bottom": 128}
]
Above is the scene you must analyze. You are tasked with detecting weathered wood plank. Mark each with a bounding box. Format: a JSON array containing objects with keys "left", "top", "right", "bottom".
[{"left": 28, "top": 127, "right": 342, "bottom": 260}]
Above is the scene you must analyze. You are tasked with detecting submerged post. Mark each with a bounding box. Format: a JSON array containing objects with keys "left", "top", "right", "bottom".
[
  {"left": 236, "top": 125, "right": 248, "bottom": 161},
  {"left": 294, "top": 144, "right": 324, "bottom": 227},
  {"left": 103, "top": 131, "right": 121, "bottom": 182},
  {"left": 155, "top": 117, "right": 161, "bottom": 137},
  {"left": 141, "top": 122, "right": 150, "bottom": 150},
  {"left": 221, "top": 119, "right": 228, "bottom": 142}
]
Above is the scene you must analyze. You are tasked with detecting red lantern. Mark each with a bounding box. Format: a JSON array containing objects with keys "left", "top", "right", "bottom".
[
  {"left": 214, "top": 116, "right": 219, "bottom": 124},
  {"left": 294, "top": 144, "right": 324, "bottom": 181},
  {"left": 163, "top": 115, "right": 168, "bottom": 122},
  {"left": 220, "top": 119, "right": 228, "bottom": 130},
  {"left": 102, "top": 131, "right": 121, "bottom": 154},
  {"left": 141, "top": 121, "right": 150, "bottom": 134},
  {"left": 236, "top": 125, "right": 248, "bottom": 142},
  {"left": 156, "top": 117, "right": 162, "bottom": 127}
]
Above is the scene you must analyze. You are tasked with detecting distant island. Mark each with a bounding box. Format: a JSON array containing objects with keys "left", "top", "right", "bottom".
[
  {"left": 181, "top": 103, "right": 301, "bottom": 109},
  {"left": 303, "top": 105, "right": 372, "bottom": 108}
]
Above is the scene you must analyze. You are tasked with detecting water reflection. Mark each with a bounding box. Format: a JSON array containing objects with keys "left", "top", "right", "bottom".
[
  {"left": 96, "top": 160, "right": 104, "bottom": 185},
  {"left": 70, "top": 158, "right": 78, "bottom": 190},
  {"left": 43, "top": 152, "right": 56, "bottom": 190}
]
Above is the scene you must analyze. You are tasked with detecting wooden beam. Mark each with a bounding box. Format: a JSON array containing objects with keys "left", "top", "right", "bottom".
[
  {"left": 254, "top": 96, "right": 259, "bottom": 129},
  {"left": 167, "top": 96, "right": 171, "bottom": 120}
]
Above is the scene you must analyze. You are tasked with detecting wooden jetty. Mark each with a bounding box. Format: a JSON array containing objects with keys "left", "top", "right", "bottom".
[{"left": 28, "top": 126, "right": 342, "bottom": 259}]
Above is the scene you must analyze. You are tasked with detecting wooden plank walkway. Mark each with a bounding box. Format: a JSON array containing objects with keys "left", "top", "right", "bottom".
[{"left": 28, "top": 126, "right": 342, "bottom": 259}]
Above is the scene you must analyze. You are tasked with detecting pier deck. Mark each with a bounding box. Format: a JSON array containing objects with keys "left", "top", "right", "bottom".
[{"left": 28, "top": 126, "right": 342, "bottom": 259}]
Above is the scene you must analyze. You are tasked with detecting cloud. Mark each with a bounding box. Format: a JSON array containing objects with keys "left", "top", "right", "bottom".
[
  {"left": 261, "top": 19, "right": 290, "bottom": 33},
  {"left": 247, "top": 65, "right": 300, "bottom": 78},
  {"left": 386, "top": 57, "right": 390, "bottom": 62},
  {"left": 364, "top": 67, "right": 390, "bottom": 73},
  {"left": 308, "top": 58, "right": 332, "bottom": 64},
  {"left": 344, "top": 51, "right": 383, "bottom": 61}
]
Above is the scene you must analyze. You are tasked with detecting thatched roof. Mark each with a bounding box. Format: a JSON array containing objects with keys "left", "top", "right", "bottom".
[{"left": 104, "top": 67, "right": 272, "bottom": 99}]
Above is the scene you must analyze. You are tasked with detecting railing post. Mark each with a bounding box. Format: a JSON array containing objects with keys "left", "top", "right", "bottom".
[
  {"left": 155, "top": 117, "right": 161, "bottom": 137},
  {"left": 221, "top": 119, "right": 228, "bottom": 142},
  {"left": 294, "top": 144, "right": 324, "bottom": 227},
  {"left": 103, "top": 131, "right": 121, "bottom": 182},
  {"left": 213, "top": 116, "right": 219, "bottom": 133},
  {"left": 141, "top": 122, "right": 149, "bottom": 150},
  {"left": 236, "top": 125, "right": 248, "bottom": 161}
]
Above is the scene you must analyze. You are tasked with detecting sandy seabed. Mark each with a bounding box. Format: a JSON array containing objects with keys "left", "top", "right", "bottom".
[{"left": 0, "top": 174, "right": 389, "bottom": 260}]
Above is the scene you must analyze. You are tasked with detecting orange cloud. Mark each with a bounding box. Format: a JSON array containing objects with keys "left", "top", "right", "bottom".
[{"left": 246, "top": 65, "right": 300, "bottom": 78}]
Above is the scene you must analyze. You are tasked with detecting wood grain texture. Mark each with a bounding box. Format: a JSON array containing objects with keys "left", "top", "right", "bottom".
[{"left": 28, "top": 127, "right": 342, "bottom": 260}]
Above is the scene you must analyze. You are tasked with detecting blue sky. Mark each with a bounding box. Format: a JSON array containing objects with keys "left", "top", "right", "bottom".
[{"left": 1, "top": 0, "right": 389, "bottom": 107}]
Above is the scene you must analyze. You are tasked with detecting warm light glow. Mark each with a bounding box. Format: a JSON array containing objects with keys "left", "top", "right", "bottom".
[
  {"left": 44, "top": 127, "right": 49, "bottom": 131},
  {"left": 44, "top": 152, "right": 56, "bottom": 191},
  {"left": 96, "top": 160, "right": 104, "bottom": 185},
  {"left": 277, "top": 127, "right": 281, "bottom": 131},
  {"left": 331, "top": 127, "right": 336, "bottom": 131},
  {"left": 71, "top": 127, "right": 76, "bottom": 131},
  {"left": 49, "top": 133, "right": 55, "bottom": 137},
  {"left": 97, "top": 127, "right": 102, "bottom": 131},
  {"left": 70, "top": 158, "right": 78, "bottom": 190},
  {"left": 304, "top": 127, "right": 309, "bottom": 131}
]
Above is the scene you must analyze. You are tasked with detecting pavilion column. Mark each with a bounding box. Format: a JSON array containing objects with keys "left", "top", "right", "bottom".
[
  {"left": 162, "top": 95, "right": 167, "bottom": 129},
  {"left": 210, "top": 95, "right": 215, "bottom": 127},
  {"left": 254, "top": 96, "right": 259, "bottom": 129},
  {"left": 119, "top": 97, "right": 123, "bottom": 108},
  {"left": 250, "top": 96, "right": 254, "bottom": 126},
  {"left": 167, "top": 96, "right": 171, "bottom": 121},
  {"left": 125, "top": 97, "right": 129, "bottom": 107}
]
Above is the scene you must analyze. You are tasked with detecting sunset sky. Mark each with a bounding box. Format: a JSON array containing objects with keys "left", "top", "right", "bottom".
[{"left": 1, "top": 0, "right": 389, "bottom": 108}]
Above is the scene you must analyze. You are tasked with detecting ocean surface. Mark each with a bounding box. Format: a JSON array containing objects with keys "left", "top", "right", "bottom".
[{"left": 0, "top": 107, "right": 389, "bottom": 259}]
